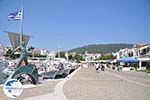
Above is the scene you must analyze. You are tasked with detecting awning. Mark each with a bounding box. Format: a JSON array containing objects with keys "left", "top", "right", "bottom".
[{"left": 117, "top": 57, "right": 139, "bottom": 63}]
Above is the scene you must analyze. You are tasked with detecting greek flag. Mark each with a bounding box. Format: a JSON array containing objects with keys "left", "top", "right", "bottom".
[{"left": 8, "top": 11, "right": 22, "bottom": 21}]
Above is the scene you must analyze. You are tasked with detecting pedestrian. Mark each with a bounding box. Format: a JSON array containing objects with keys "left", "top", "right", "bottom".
[
  {"left": 95, "top": 63, "right": 100, "bottom": 73},
  {"left": 101, "top": 64, "right": 105, "bottom": 71}
]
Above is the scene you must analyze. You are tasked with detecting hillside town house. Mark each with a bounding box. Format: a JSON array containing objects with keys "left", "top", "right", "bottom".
[
  {"left": 0, "top": 43, "right": 6, "bottom": 61},
  {"left": 117, "top": 44, "right": 150, "bottom": 70},
  {"left": 84, "top": 51, "right": 102, "bottom": 62}
]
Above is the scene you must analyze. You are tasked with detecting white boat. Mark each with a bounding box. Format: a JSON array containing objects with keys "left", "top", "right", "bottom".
[{"left": 3, "top": 67, "right": 15, "bottom": 76}]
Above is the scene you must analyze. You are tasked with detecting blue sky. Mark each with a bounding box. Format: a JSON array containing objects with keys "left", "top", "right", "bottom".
[{"left": 0, "top": 0, "right": 150, "bottom": 50}]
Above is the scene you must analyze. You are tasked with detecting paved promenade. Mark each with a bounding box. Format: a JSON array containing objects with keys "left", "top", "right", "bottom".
[
  {"left": 0, "top": 80, "right": 60, "bottom": 100},
  {"left": 0, "top": 66, "right": 150, "bottom": 100},
  {"left": 64, "top": 67, "right": 150, "bottom": 100}
]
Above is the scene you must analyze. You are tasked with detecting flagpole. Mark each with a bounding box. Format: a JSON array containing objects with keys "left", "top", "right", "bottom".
[
  {"left": 20, "top": 5, "right": 24, "bottom": 45},
  {"left": 58, "top": 45, "right": 60, "bottom": 58}
]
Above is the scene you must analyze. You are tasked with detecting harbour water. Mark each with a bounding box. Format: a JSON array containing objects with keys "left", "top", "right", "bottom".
[
  {"left": 0, "top": 61, "right": 9, "bottom": 84},
  {"left": 0, "top": 70, "right": 7, "bottom": 84}
]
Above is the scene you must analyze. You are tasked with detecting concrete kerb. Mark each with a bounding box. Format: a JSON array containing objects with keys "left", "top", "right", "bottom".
[
  {"left": 53, "top": 67, "right": 81, "bottom": 100},
  {"left": 22, "top": 67, "right": 81, "bottom": 100}
]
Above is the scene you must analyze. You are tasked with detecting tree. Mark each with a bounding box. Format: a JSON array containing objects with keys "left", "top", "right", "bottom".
[
  {"left": 27, "top": 52, "right": 33, "bottom": 57},
  {"left": 96, "top": 54, "right": 116, "bottom": 60},
  {"left": 5, "top": 49, "right": 20, "bottom": 59},
  {"left": 27, "top": 46, "right": 35, "bottom": 51},
  {"left": 146, "top": 61, "right": 150, "bottom": 72},
  {"left": 68, "top": 55, "right": 73, "bottom": 60},
  {"left": 5, "top": 49, "right": 12, "bottom": 56},
  {"left": 55, "top": 52, "right": 65, "bottom": 58},
  {"left": 72, "top": 54, "right": 84, "bottom": 63}
]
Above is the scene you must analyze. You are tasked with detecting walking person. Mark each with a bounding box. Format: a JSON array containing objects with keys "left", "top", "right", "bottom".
[
  {"left": 101, "top": 64, "right": 105, "bottom": 71},
  {"left": 95, "top": 63, "right": 100, "bottom": 73}
]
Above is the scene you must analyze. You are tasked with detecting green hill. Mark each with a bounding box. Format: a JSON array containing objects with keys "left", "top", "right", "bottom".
[{"left": 68, "top": 44, "right": 133, "bottom": 54}]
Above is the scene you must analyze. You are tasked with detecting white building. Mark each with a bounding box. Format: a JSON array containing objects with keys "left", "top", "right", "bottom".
[
  {"left": 0, "top": 43, "right": 6, "bottom": 60},
  {"left": 117, "top": 48, "right": 133, "bottom": 59},
  {"left": 84, "top": 51, "right": 101, "bottom": 62},
  {"left": 40, "top": 49, "right": 49, "bottom": 56},
  {"left": 117, "top": 44, "right": 150, "bottom": 70},
  {"left": 48, "top": 51, "right": 57, "bottom": 59},
  {"left": 134, "top": 44, "right": 150, "bottom": 70}
]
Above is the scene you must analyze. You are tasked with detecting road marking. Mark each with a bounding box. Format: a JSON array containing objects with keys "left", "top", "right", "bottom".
[
  {"left": 22, "top": 84, "right": 36, "bottom": 89},
  {"left": 106, "top": 71, "right": 150, "bottom": 88}
]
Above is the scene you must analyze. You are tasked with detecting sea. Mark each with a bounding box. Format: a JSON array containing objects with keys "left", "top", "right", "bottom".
[
  {"left": 0, "top": 61, "right": 8, "bottom": 84},
  {"left": 0, "top": 70, "right": 7, "bottom": 84}
]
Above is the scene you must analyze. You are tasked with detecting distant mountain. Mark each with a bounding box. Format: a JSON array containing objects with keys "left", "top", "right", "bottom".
[{"left": 68, "top": 44, "right": 133, "bottom": 54}]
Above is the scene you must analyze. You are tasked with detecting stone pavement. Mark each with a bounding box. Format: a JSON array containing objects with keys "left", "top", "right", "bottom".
[
  {"left": 1, "top": 67, "right": 150, "bottom": 100},
  {"left": 22, "top": 67, "right": 80, "bottom": 100},
  {"left": 0, "top": 80, "right": 60, "bottom": 100},
  {"left": 107, "top": 69, "right": 150, "bottom": 86},
  {"left": 64, "top": 67, "right": 150, "bottom": 100}
]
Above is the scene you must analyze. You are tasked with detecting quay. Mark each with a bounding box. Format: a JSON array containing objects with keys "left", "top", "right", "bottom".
[{"left": 0, "top": 66, "right": 150, "bottom": 100}]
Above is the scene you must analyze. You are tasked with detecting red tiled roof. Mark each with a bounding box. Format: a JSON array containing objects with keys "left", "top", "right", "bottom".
[{"left": 134, "top": 44, "right": 150, "bottom": 49}]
